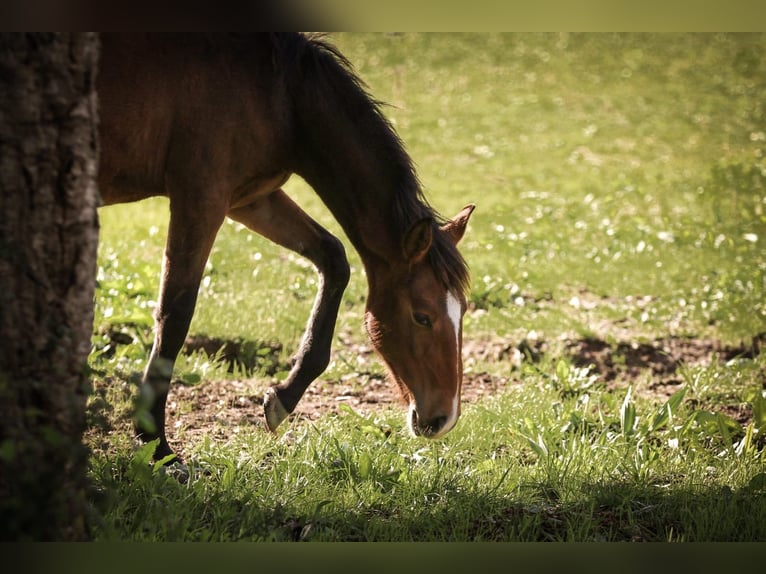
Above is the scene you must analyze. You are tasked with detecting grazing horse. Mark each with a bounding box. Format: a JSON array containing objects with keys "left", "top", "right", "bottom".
[{"left": 97, "top": 33, "right": 475, "bottom": 461}]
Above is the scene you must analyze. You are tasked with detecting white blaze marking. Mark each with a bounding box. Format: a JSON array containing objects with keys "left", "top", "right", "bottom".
[
  {"left": 437, "top": 392, "right": 460, "bottom": 438},
  {"left": 440, "top": 290, "right": 463, "bottom": 437},
  {"left": 446, "top": 291, "right": 461, "bottom": 346}
]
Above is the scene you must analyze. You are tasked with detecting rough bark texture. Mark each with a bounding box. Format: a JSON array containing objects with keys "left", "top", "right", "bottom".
[{"left": 0, "top": 33, "right": 99, "bottom": 540}]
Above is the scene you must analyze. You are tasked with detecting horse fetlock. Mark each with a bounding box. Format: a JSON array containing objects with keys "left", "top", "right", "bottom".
[
  {"left": 146, "top": 355, "right": 175, "bottom": 380},
  {"left": 138, "top": 382, "right": 156, "bottom": 406},
  {"left": 263, "top": 387, "right": 290, "bottom": 432}
]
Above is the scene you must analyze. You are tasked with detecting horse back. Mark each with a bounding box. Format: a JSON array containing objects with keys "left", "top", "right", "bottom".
[{"left": 97, "top": 33, "right": 293, "bottom": 207}]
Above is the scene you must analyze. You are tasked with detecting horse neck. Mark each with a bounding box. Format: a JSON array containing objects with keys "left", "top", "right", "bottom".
[
  {"left": 283, "top": 35, "right": 433, "bottom": 279},
  {"left": 294, "top": 115, "right": 422, "bottom": 274}
]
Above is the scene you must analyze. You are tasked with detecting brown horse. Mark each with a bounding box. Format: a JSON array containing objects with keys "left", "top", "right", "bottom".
[{"left": 97, "top": 33, "right": 475, "bottom": 461}]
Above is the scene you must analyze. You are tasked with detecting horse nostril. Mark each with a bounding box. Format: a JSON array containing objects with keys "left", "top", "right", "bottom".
[
  {"left": 418, "top": 415, "right": 448, "bottom": 438},
  {"left": 430, "top": 415, "right": 448, "bottom": 434},
  {"left": 409, "top": 408, "right": 452, "bottom": 438}
]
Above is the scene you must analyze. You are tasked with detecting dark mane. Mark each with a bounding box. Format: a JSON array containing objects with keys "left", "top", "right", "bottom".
[{"left": 273, "top": 33, "right": 471, "bottom": 296}]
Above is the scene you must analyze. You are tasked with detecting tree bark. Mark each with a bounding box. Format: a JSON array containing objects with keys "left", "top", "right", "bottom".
[{"left": 0, "top": 33, "right": 99, "bottom": 540}]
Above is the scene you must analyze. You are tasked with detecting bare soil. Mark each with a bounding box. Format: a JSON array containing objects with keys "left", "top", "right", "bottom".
[{"left": 150, "top": 332, "right": 765, "bottom": 458}]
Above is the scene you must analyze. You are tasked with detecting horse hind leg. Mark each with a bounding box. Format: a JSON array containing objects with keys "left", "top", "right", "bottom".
[
  {"left": 136, "top": 198, "right": 226, "bottom": 462},
  {"left": 227, "top": 189, "right": 350, "bottom": 432}
]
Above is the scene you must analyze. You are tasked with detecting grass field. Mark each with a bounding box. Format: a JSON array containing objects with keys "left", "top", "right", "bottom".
[{"left": 86, "top": 33, "right": 766, "bottom": 541}]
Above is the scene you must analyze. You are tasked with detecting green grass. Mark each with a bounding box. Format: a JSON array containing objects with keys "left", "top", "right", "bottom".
[
  {"left": 88, "top": 355, "right": 766, "bottom": 541},
  {"left": 87, "top": 33, "right": 766, "bottom": 541}
]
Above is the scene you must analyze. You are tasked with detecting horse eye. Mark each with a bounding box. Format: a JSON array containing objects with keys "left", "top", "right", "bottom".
[{"left": 413, "top": 312, "right": 432, "bottom": 328}]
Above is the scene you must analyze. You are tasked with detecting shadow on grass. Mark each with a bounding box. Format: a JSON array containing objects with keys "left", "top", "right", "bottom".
[
  {"left": 299, "top": 481, "right": 766, "bottom": 542},
  {"left": 87, "top": 457, "right": 766, "bottom": 542}
]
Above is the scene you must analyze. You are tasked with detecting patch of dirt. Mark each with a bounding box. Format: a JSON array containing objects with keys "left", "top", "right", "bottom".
[
  {"left": 565, "top": 334, "right": 765, "bottom": 385},
  {"left": 163, "top": 370, "right": 515, "bottom": 459},
  {"left": 154, "top": 332, "right": 765, "bottom": 458}
]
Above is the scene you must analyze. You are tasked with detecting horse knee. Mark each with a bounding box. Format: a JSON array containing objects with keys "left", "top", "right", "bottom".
[{"left": 319, "top": 233, "right": 350, "bottom": 288}]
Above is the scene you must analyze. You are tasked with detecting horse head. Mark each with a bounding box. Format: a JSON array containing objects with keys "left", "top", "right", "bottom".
[{"left": 365, "top": 204, "right": 474, "bottom": 438}]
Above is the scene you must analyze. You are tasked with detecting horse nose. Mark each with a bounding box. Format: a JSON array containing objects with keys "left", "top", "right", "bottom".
[
  {"left": 411, "top": 409, "right": 449, "bottom": 438},
  {"left": 425, "top": 415, "right": 449, "bottom": 437}
]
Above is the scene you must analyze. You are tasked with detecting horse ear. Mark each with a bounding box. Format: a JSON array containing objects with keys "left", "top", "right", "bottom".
[
  {"left": 440, "top": 203, "right": 475, "bottom": 245},
  {"left": 403, "top": 217, "right": 433, "bottom": 264}
]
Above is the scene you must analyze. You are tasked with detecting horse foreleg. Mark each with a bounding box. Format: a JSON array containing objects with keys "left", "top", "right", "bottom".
[
  {"left": 228, "top": 189, "right": 350, "bottom": 432},
  {"left": 136, "top": 200, "right": 226, "bottom": 461}
]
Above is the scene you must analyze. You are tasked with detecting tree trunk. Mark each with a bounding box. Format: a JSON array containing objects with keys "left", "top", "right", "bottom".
[{"left": 0, "top": 33, "right": 99, "bottom": 540}]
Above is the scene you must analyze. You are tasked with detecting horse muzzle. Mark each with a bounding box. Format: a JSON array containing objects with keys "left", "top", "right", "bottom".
[{"left": 408, "top": 401, "right": 459, "bottom": 439}]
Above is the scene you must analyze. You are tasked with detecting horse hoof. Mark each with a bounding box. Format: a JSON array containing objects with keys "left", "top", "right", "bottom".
[
  {"left": 161, "top": 460, "right": 191, "bottom": 484},
  {"left": 264, "top": 387, "right": 289, "bottom": 432},
  {"left": 158, "top": 460, "right": 211, "bottom": 484}
]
